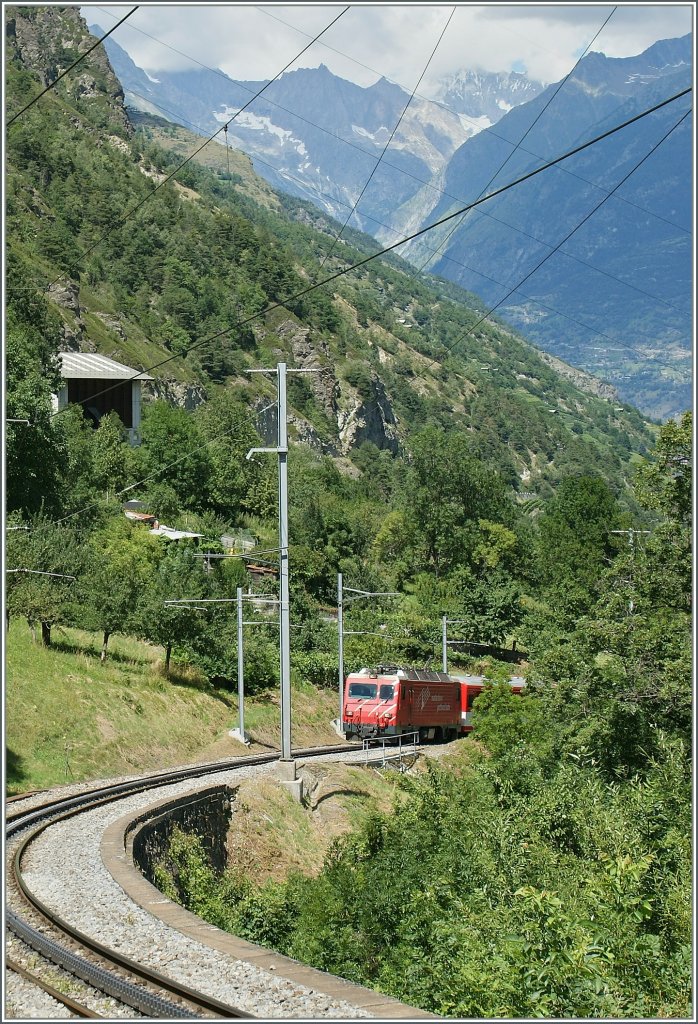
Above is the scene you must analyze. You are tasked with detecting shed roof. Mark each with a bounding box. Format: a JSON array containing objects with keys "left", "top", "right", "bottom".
[
  {"left": 59, "top": 352, "right": 153, "bottom": 381},
  {"left": 149, "top": 525, "right": 203, "bottom": 540}
]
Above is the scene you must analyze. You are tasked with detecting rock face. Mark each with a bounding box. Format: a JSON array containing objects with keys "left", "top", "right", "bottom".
[
  {"left": 59, "top": 319, "right": 92, "bottom": 352},
  {"left": 254, "top": 400, "right": 338, "bottom": 457},
  {"left": 257, "top": 321, "right": 399, "bottom": 455},
  {"left": 7, "top": 6, "right": 132, "bottom": 136},
  {"left": 47, "top": 281, "right": 91, "bottom": 351},
  {"left": 339, "top": 376, "right": 399, "bottom": 455},
  {"left": 48, "top": 281, "right": 80, "bottom": 316},
  {"left": 280, "top": 320, "right": 340, "bottom": 423},
  {"left": 93, "top": 312, "right": 127, "bottom": 341},
  {"left": 144, "top": 380, "right": 207, "bottom": 412}
]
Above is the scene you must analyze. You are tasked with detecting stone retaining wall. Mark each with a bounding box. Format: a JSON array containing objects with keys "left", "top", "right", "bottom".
[{"left": 128, "top": 784, "right": 233, "bottom": 885}]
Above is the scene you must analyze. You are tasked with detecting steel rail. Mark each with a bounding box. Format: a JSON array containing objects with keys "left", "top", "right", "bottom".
[
  {"left": 6, "top": 956, "right": 104, "bottom": 1018},
  {"left": 5, "top": 745, "right": 347, "bottom": 828},
  {"left": 6, "top": 745, "right": 350, "bottom": 1018},
  {"left": 11, "top": 812, "right": 246, "bottom": 1018}
]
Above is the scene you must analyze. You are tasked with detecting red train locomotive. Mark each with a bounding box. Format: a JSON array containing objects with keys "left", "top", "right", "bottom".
[
  {"left": 342, "top": 665, "right": 525, "bottom": 741},
  {"left": 342, "top": 665, "right": 460, "bottom": 741}
]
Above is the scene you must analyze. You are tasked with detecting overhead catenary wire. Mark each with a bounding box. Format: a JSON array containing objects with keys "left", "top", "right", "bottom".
[
  {"left": 43, "top": 5, "right": 350, "bottom": 295},
  {"left": 124, "top": 84, "right": 690, "bottom": 362},
  {"left": 47, "top": 83, "right": 693, "bottom": 419},
  {"left": 423, "top": 103, "right": 693, "bottom": 373},
  {"left": 413, "top": 7, "right": 618, "bottom": 280},
  {"left": 6, "top": 6, "right": 139, "bottom": 126}
]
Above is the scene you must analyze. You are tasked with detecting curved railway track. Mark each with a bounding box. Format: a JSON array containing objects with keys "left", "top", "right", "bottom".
[
  {"left": 6, "top": 956, "right": 103, "bottom": 1018},
  {"left": 6, "top": 745, "right": 349, "bottom": 1019}
]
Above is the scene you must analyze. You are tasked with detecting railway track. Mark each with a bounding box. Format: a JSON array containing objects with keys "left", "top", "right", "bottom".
[
  {"left": 6, "top": 745, "right": 349, "bottom": 1019},
  {"left": 6, "top": 956, "right": 103, "bottom": 1018}
]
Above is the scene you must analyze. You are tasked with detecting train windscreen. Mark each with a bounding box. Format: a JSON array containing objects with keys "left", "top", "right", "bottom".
[
  {"left": 348, "top": 681, "right": 378, "bottom": 698},
  {"left": 379, "top": 684, "right": 395, "bottom": 699}
]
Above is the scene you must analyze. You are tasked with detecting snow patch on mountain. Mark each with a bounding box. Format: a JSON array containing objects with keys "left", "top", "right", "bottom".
[
  {"left": 351, "top": 124, "right": 391, "bottom": 144},
  {"left": 213, "top": 109, "right": 307, "bottom": 156},
  {"left": 456, "top": 112, "right": 492, "bottom": 133}
]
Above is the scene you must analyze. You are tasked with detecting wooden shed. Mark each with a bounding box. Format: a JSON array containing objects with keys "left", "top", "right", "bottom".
[{"left": 54, "top": 352, "right": 153, "bottom": 445}]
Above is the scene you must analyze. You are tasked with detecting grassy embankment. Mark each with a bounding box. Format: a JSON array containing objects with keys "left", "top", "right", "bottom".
[
  {"left": 5, "top": 619, "right": 341, "bottom": 795},
  {"left": 225, "top": 760, "right": 407, "bottom": 884}
]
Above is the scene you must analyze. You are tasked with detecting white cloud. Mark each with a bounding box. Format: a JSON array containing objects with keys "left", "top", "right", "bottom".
[{"left": 81, "top": 3, "right": 693, "bottom": 90}]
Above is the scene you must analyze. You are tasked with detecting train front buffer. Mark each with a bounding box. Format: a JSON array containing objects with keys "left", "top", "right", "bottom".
[{"left": 342, "top": 671, "right": 399, "bottom": 739}]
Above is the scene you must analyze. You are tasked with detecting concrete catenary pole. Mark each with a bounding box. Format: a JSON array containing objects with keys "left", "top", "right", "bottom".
[
  {"left": 277, "top": 362, "right": 292, "bottom": 761},
  {"left": 337, "top": 572, "right": 344, "bottom": 726},
  {"left": 442, "top": 614, "right": 448, "bottom": 673},
  {"left": 237, "top": 586, "right": 245, "bottom": 739},
  {"left": 246, "top": 363, "right": 322, "bottom": 765}
]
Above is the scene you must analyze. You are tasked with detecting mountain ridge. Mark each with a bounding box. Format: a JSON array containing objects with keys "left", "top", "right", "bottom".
[
  {"left": 402, "top": 34, "right": 692, "bottom": 420},
  {"left": 92, "top": 28, "right": 531, "bottom": 234},
  {"left": 433, "top": 68, "right": 545, "bottom": 124},
  {"left": 91, "top": 23, "right": 691, "bottom": 420}
]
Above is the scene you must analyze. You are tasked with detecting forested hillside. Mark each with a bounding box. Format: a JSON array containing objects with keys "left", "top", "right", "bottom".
[
  {"left": 93, "top": 10, "right": 691, "bottom": 421},
  {"left": 6, "top": 9, "right": 657, "bottom": 491},
  {"left": 4, "top": 8, "right": 692, "bottom": 1018}
]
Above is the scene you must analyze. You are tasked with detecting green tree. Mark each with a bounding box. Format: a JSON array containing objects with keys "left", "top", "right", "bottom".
[
  {"left": 138, "top": 401, "right": 212, "bottom": 511},
  {"left": 92, "top": 411, "right": 131, "bottom": 497},
  {"left": 634, "top": 412, "right": 691, "bottom": 525},
  {"left": 81, "top": 519, "right": 160, "bottom": 661},
  {"left": 406, "top": 427, "right": 510, "bottom": 576},
  {"left": 535, "top": 416, "right": 692, "bottom": 771},
  {"left": 6, "top": 519, "right": 85, "bottom": 644},
  {"left": 135, "top": 544, "right": 210, "bottom": 675},
  {"left": 536, "top": 475, "right": 620, "bottom": 623},
  {"left": 5, "top": 254, "right": 66, "bottom": 516},
  {"left": 447, "top": 565, "right": 523, "bottom": 645},
  {"left": 55, "top": 404, "right": 99, "bottom": 515},
  {"left": 195, "top": 392, "right": 267, "bottom": 520}
]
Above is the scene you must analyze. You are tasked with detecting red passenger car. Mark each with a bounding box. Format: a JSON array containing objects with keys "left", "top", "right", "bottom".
[{"left": 342, "top": 665, "right": 461, "bottom": 741}]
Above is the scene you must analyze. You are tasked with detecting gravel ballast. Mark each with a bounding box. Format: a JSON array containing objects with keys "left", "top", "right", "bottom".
[{"left": 9, "top": 752, "right": 388, "bottom": 1019}]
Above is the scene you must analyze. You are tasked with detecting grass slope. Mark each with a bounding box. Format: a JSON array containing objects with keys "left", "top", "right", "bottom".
[
  {"left": 226, "top": 762, "right": 402, "bottom": 884},
  {"left": 5, "top": 620, "right": 340, "bottom": 795}
]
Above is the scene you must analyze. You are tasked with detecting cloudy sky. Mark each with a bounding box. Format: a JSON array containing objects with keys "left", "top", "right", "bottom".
[{"left": 80, "top": 3, "right": 693, "bottom": 90}]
